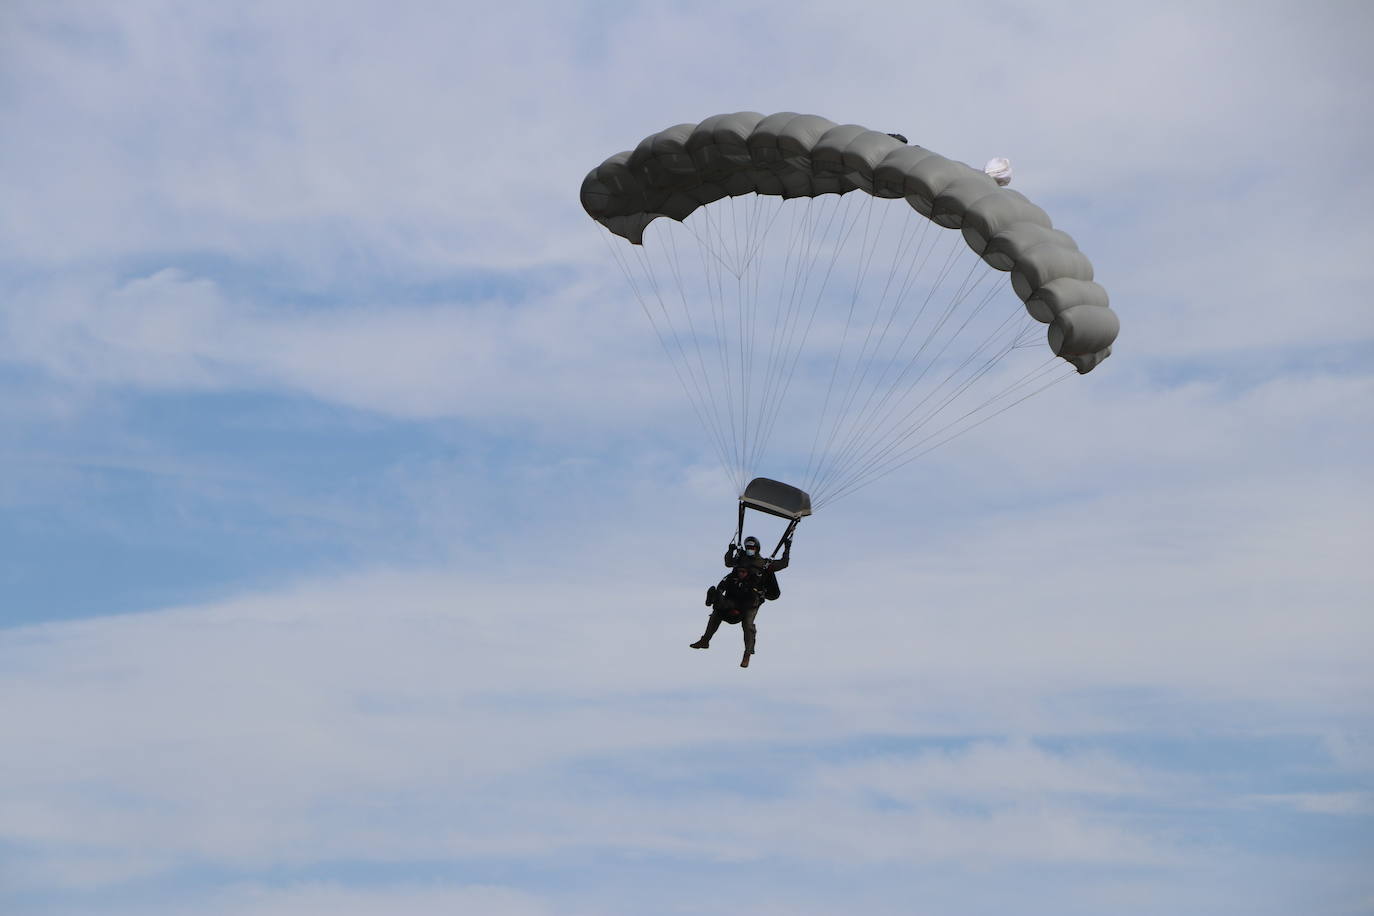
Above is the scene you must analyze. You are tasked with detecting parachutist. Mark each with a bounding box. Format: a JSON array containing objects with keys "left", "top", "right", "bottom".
[
  {"left": 727, "top": 534, "right": 786, "bottom": 571},
  {"left": 689, "top": 534, "right": 791, "bottom": 665},
  {"left": 690, "top": 565, "right": 764, "bottom": 659},
  {"left": 689, "top": 480, "right": 806, "bottom": 664}
]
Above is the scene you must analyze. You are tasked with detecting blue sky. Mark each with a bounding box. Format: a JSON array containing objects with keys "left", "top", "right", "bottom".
[{"left": 2, "top": 1, "right": 1372, "bottom": 914}]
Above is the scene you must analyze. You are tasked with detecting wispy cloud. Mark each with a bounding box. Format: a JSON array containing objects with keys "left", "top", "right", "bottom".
[
  {"left": 1246, "top": 792, "right": 1374, "bottom": 816},
  {"left": 2, "top": 1, "right": 1372, "bottom": 914},
  {"left": 4, "top": 563, "right": 1370, "bottom": 912}
]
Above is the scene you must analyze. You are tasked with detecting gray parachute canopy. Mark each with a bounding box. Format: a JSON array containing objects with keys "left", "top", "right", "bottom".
[{"left": 581, "top": 111, "right": 1117, "bottom": 373}]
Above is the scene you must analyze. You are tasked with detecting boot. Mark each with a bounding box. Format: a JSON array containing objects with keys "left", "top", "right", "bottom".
[
  {"left": 692, "top": 612, "right": 722, "bottom": 650},
  {"left": 740, "top": 649, "right": 751, "bottom": 668}
]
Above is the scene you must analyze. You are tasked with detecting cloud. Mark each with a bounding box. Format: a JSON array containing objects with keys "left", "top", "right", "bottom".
[
  {"left": 1, "top": 266, "right": 681, "bottom": 425},
  {"left": 3, "top": 3, "right": 1373, "bottom": 913},
  {"left": 803, "top": 740, "right": 1157, "bottom": 803},
  {"left": 206, "top": 884, "right": 552, "bottom": 916},
  {"left": 1246, "top": 792, "right": 1374, "bottom": 816},
  {"left": 1, "top": 556, "right": 1366, "bottom": 901},
  {"left": 3, "top": 0, "right": 1369, "bottom": 456},
  {"left": 0, "top": 603, "right": 1144, "bottom": 916},
  {"left": 27, "top": 881, "right": 557, "bottom": 916}
]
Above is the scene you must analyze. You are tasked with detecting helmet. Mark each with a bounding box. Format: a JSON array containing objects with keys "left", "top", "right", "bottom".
[{"left": 742, "top": 536, "right": 761, "bottom": 554}]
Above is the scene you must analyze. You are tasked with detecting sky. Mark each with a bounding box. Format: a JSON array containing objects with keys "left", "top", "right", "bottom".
[{"left": 2, "top": 1, "right": 1372, "bottom": 914}]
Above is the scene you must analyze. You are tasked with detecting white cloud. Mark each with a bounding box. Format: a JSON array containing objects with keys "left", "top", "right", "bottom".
[
  {"left": 72, "top": 882, "right": 557, "bottom": 916},
  {"left": 1, "top": 267, "right": 680, "bottom": 424},
  {"left": 2, "top": 3, "right": 1373, "bottom": 913},
  {"left": 804, "top": 740, "right": 1157, "bottom": 803},
  {"left": 0, "top": 538, "right": 1366, "bottom": 898},
  {"left": 3, "top": 591, "right": 1148, "bottom": 911},
  {"left": 2, "top": 0, "right": 1369, "bottom": 448},
  {"left": 1246, "top": 792, "right": 1374, "bottom": 816}
]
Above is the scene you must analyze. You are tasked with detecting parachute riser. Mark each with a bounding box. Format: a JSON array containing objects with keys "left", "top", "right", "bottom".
[
  {"left": 772, "top": 518, "right": 800, "bottom": 559},
  {"left": 734, "top": 499, "right": 801, "bottom": 560}
]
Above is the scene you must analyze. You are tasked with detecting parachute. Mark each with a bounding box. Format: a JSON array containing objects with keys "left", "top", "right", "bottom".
[{"left": 583, "top": 112, "right": 1118, "bottom": 510}]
